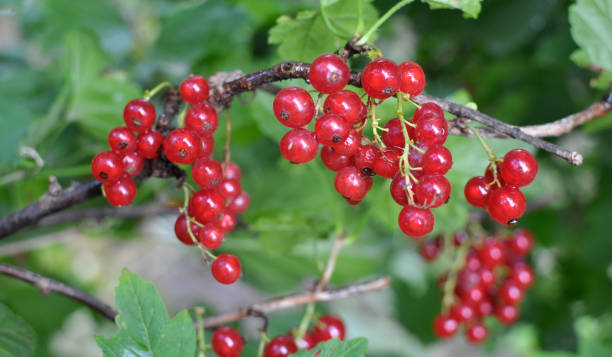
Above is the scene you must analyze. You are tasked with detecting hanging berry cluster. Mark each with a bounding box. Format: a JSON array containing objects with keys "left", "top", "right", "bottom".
[{"left": 419, "top": 229, "right": 535, "bottom": 344}]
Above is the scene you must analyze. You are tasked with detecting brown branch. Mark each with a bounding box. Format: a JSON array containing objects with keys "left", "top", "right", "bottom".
[
  {"left": 0, "top": 262, "right": 117, "bottom": 321},
  {"left": 314, "top": 234, "right": 345, "bottom": 292}
]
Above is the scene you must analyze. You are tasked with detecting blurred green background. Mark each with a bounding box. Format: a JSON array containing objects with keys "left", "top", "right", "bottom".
[{"left": 1, "top": 0, "right": 611, "bottom": 356}]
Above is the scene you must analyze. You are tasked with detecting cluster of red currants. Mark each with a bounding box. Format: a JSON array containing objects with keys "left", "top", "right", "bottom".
[
  {"left": 464, "top": 149, "right": 538, "bottom": 226},
  {"left": 91, "top": 75, "right": 249, "bottom": 285},
  {"left": 419, "top": 229, "right": 535, "bottom": 343},
  {"left": 210, "top": 314, "right": 345, "bottom": 357},
  {"left": 273, "top": 53, "right": 450, "bottom": 238}
]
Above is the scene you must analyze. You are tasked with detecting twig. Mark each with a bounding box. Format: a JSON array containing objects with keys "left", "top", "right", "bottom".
[
  {"left": 314, "top": 234, "right": 345, "bottom": 292},
  {"left": 0, "top": 262, "right": 117, "bottom": 321}
]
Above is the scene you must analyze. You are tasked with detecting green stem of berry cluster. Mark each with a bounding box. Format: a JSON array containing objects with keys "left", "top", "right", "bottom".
[
  {"left": 181, "top": 184, "right": 217, "bottom": 261},
  {"left": 143, "top": 81, "right": 172, "bottom": 101},
  {"left": 177, "top": 105, "right": 189, "bottom": 128},
  {"left": 195, "top": 307, "right": 208, "bottom": 357},
  {"left": 295, "top": 301, "right": 316, "bottom": 343},
  {"left": 257, "top": 331, "right": 270, "bottom": 357},
  {"left": 466, "top": 124, "right": 503, "bottom": 187},
  {"left": 396, "top": 92, "right": 419, "bottom": 204},
  {"left": 356, "top": 0, "right": 414, "bottom": 46},
  {"left": 441, "top": 237, "right": 471, "bottom": 312},
  {"left": 368, "top": 97, "right": 387, "bottom": 149}
]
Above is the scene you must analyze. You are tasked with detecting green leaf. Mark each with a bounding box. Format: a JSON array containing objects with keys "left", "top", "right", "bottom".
[
  {"left": 0, "top": 303, "right": 36, "bottom": 357},
  {"left": 291, "top": 338, "right": 368, "bottom": 357},
  {"left": 421, "top": 0, "right": 483, "bottom": 18},
  {"left": 95, "top": 269, "right": 196, "bottom": 357},
  {"left": 321, "top": 0, "right": 379, "bottom": 38},
  {"left": 569, "top": 0, "right": 612, "bottom": 72}
]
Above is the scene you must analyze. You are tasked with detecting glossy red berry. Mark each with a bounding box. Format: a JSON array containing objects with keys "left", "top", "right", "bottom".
[
  {"left": 123, "top": 99, "right": 156, "bottom": 132},
  {"left": 478, "top": 266, "right": 496, "bottom": 288},
  {"left": 433, "top": 315, "right": 458, "bottom": 338},
  {"left": 415, "top": 108, "right": 448, "bottom": 146},
  {"left": 264, "top": 335, "right": 298, "bottom": 357},
  {"left": 323, "top": 90, "right": 367, "bottom": 124},
  {"left": 122, "top": 152, "right": 144, "bottom": 177},
  {"left": 414, "top": 174, "right": 451, "bottom": 208},
  {"left": 500, "top": 149, "right": 538, "bottom": 187},
  {"left": 361, "top": 59, "right": 400, "bottom": 99},
  {"left": 174, "top": 214, "right": 200, "bottom": 245},
  {"left": 390, "top": 173, "right": 413, "bottom": 206},
  {"left": 398, "top": 205, "right": 434, "bottom": 238},
  {"left": 279, "top": 128, "right": 319, "bottom": 164},
  {"left": 334, "top": 166, "right": 372, "bottom": 201},
  {"left": 332, "top": 129, "right": 361, "bottom": 156},
  {"left": 495, "top": 304, "right": 519, "bottom": 325},
  {"left": 354, "top": 144, "right": 381, "bottom": 176},
  {"left": 459, "top": 285, "right": 486, "bottom": 306},
  {"left": 273, "top": 87, "right": 315, "bottom": 128},
  {"left": 136, "top": 130, "right": 163, "bottom": 159},
  {"left": 192, "top": 157, "right": 223, "bottom": 189},
  {"left": 198, "top": 134, "right": 215, "bottom": 158},
  {"left": 91, "top": 151, "right": 124, "bottom": 183},
  {"left": 211, "top": 326, "right": 243, "bottom": 357},
  {"left": 108, "top": 126, "right": 137, "bottom": 155},
  {"left": 414, "top": 102, "right": 444, "bottom": 123},
  {"left": 511, "top": 262, "right": 534, "bottom": 289},
  {"left": 479, "top": 238, "right": 506, "bottom": 267},
  {"left": 315, "top": 113, "right": 350, "bottom": 146},
  {"left": 218, "top": 179, "right": 242, "bottom": 199},
  {"left": 381, "top": 118, "right": 414, "bottom": 148},
  {"left": 163, "top": 128, "right": 202, "bottom": 164},
  {"left": 486, "top": 185, "right": 526, "bottom": 226},
  {"left": 309, "top": 54, "right": 350, "bottom": 94},
  {"left": 198, "top": 222, "right": 225, "bottom": 249},
  {"left": 211, "top": 253, "right": 241, "bottom": 285},
  {"left": 508, "top": 229, "right": 534, "bottom": 256},
  {"left": 464, "top": 250, "right": 482, "bottom": 271},
  {"left": 103, "top": 178, "right": 137, "bottom": 207},
  {"left": 222, "top": 162, "right": 242, "bottom": 181},
  {"left": 218, "top": 212, "right": 237, "bottom": 232},
  {"left": 476, "top": 299, "right": 493, "bottom": 318},
  {"left": 399, "top": 61, "right": 426, "bottom": 96},
  {"left": 189, "top": 189, "right": 225, "bottom": 224},
  {"left": 185, "top": 103, "right": 218, "bottom": 137},
  {"left": 312, "top": 315, "right": 345, "bottom": 342},
  {"left": 227, "top": 191, "right": 250, "bottom": 215},
  {"left": 320, "top": 146, "right": 353, "bottom": 172},
  {"left": 450, "top": 302, "right": 475, "bottom": 323},
  {"left": 374, "top": 147, "right": 402, "bottom": 178},
  {"left": 466, "top": 323, "right": 488, "bottom": 344},
  {"left": 179, "top": 75, "right": 209, "bottom": 104},
  {"left": 499, "top": 279, "right": 524, "bottom": 305},
  {"left": 419, "top": 238, "right": 440, "bottom": 261},
  {"left": 422, "top": 145, "right": 452, "bottom": 175},
  {"left": 464, "top": 176, "right": 490, "bottom": 208}
]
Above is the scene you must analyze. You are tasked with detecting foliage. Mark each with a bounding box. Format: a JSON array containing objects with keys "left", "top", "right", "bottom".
[{"left": 0, "top": 303, "right": 36, "bottom": 357}]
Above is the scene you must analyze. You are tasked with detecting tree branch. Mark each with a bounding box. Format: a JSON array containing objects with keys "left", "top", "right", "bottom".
[{"left": 0, "top": 262, "right": 117, "bottom": 321}]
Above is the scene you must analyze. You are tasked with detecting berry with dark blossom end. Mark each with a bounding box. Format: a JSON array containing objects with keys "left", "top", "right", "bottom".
[
  {"left": 218, "top": 212, "right": 237, "bottom": 232},
  {"left": 189, "top": 189, "right": 225, "bottom": 224},
  {"left": 103, "top": 178, "right": 137, "bottom": 207},
  {"left": 486, "top": 185, "right": 526, "bottom": 226},
  {"left": 374, "top": 147, "right": 402, "bottom": 178},
  {"left": 198, "top": 222, "right": 225, "bottom": 249},
  {"left": 279, "top": 128, "right": 319, "bottom": 164},
  {"left": 320, "top": 146, "right": 353, "bottom": 172},
  {"left": 218, "top": 179, "right": 242, "bottom": 200},
  {"left": 390, "top": 172, "right": 413, "bottom": 206},
  {"left": 323, "top": 90, "right": 367, "bottom": 125},
  {"left": 495, "top": 304, "right": 519, "bottom": 325},
  {"left": 227, "top": 191, "right": 250, "bottom": 215},
  {"left": 361, "top": 58, "right": 400, "bottom": 99},
  {"left": 507, "top": 229, "right": 534, "bottom": 256},
  {"left": 479, "top": 238, "right": 506, "bottom": 267},
  {"left": 398, "top": 205, "right": 434, "bottom": 238},
  {"left": 382, "top": 118, "right": 415, "bottom": 148},
  {"left": 136, "top": 130, "right": 163, "bottom": 159},
  {"left": 332, "top": 129, "right": 361, "bottom": 156},
  {"left": 399, "top": 61, "right": 426, "bottom": 97},
  {"left": 354, "top": 144, "right": 381, "bottom": 176},
  {"left": 108, "top": 126, "right": 137, "bottom": 155},
  {"left": 419, "top": 237, "right": 441, "bottom": 261},
  {"left": 422, "top": 145, "right": 453, "bottom": 175},
  {"left": 314, "top": 113, "right": 351, "bottom": 147},
  {"left": 211, "top": 253, "right": 241, "bottom": 285},
  {"left": 500, "top": 149, "right": 538, "bottom": 187},
  {"left": 222, "top": 162, "right": 242, "bottom": 181},
  {"left": 433, "top": 315, "right": 458, "bottom": 338},
  {"left": 464, "top": 176, "right": 490, "bottom": 208},
  {"left": 450, "top": 302, "right": 475, "bottom": 323},
  {"left": 192, "top": 157, "right": 223, "bottom": 189},
  {"left": 163, "top": 128, "right": 202, "bottom": 164},
  {"left": 91, "top": 151, "right": 124, "bottom": 183},
  {"left": 185, "top": 103, "right": 218, "bottom": 137},
  {"left": 499, "top": 279, "right": 524, "bottom": 305},
  {"left": 312, "top": 315, "right": 345, "bottom": 342},
  {"left": 273, "top": 87, "right": 315, "bottom": 128},
  {"left": 174, "top": 214, "right": 200, "bottom": 245},
  {"left": 211, "top": 326, "right": 243, "bottom": 357},
  {"left": 179, "top": 75, "right": 209, "bottom": 104},
  {"left": 309, "top": 54, "right": 350, "bottom": 94},
  {"left": 264, "top": 335, "right": 298, "bottom": 357},
  {"left": 465, "top": 323, "right": 488, "bottom": 344},
  {"left": 122, "top": 152, "right": 144, "bottom": 177},
  {"left": 123, "top": 98, "right": 156, "bottom": 132},
  {"left": 334, "top": 166, "right": 372, "bottom": 201},
  {"left": 414, "top": 173, "right": 451, "bottom": 208}
]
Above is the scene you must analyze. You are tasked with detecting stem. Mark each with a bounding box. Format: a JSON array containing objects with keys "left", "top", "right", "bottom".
[
  {"left": 356, "top": 0, "right": 414, "bottom": 45},
  {"left": 441, "top": 239, "right": 470, "bottom": 312},
  {"left": 144, "top": 82, "right": 171, "bottom": 101},
  {"left": 195, "top": 307, "right": 207, "bottom": 357},
  {"left": 182, "top": 185, "right": 216, "bottom": 261},
  {"left": 396, "top": 93, "right": 418, "bottom": 203},
  {"left": 466, "top": 123, "right": 496, "bottom": 162},
  {"left": 177, "top": 104, "right": 189, "bottom": 128},
  {"left": 369, "top": 97, "right": 386, "bottom": 148},
  {"left": 295, "top": 302, "right": 316, "bottom": 342},
  {"left": 257, "top": 331, "right": 269, "bottom": 357}
]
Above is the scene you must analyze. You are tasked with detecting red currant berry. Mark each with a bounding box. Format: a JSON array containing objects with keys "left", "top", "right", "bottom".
[
  {"left": 198, "top": 222, "right": 225, "bottom": 249},
  {"left": 511, "top": 262, "right": 534, "bottom": 289},
  {"left": 413, "top": 102, "right": 444, "bottom": 123},
  {"left": 398, "top": 205, "right": 434, "bottom": 238},
  {"left": 331, "top": 129, "right": 361, "bottom": 156},
  {"left": 280, "top": 128, "right": 319, "bottom": 164},
  {"left": 315, "top": 113, "right": 350, "bottom": 146},
  {"left": 478, "top": 266, "right": 496, "bottom": 288},
  {"left": 264, "top": 335, "right": 298, "bottom": 357},
  {"left": 179, "top": 75, "right": 209, "bottom": 104},
  {"left": 103, "top": 178, "right": 137, "bottom": 207},
  {"left": 354, "top": 144, "right": 381, "bottom": 176},
  {"left": 419, "top": 237, "right": 440, "bottom": 261},
  {"left": 218, "top": 212, "right": 237, "bottom": 232},
  {"left": 123, "top": 98, "right": 156, "bottom": 132},
  {"left": 192, "top": 157, "right": 223, "bottom": 189},
  {"left": 422, "top": 145, "right": 452, "bottom": 175},
  {"left": 465, "top": 323, "right": 488, "bottom": 344},
  {"left": 464, "top": 176, "right": 490, "bottom": 208},
  {"left": 163, "top": 128, "right": 202, "bottom": 164},
  {"left": 499, "top": 279, "right": 524, "bottom": 305},
  {"left": 211, "top": 253, "right": 241, "bottom": 285},
  {"left": 294, "top": 331, "right": 316, "bottom": 350},
  {"left": 500, "top": 149, "right": 538, "bottom": 187},
  {"left": 361, "top": 58, "right": 400, "bottom": 99},
  {"left": 415, "top": 110, "right": 448, "bottom": 146},
  {"left": 374, "top": 147, "right": 402, "bottom": 178},
  {"left": 312, "top": 315, "right": 345, "bottom": 342},
  {"left": 450, "top": 302, "right": 475, "bottom": 323},
  {"left": 476, "top": 299, "right": 494, "bottom": 318},
  {"left": 433, "top": 315, "right": 458, "bottom": 339},
  {"left": 381, "top": 118, "right": 415, "bottom": 148},
  {"left": 218, "top": 179, "right": 242, "bottom": 199},
  {"left": 273, "top": 87, "right": 315, "bottom": 128},
  {"left": 390, "top": 172, "right": 413, "bottom": 206},
  {"left": 185, "top": 103, "right": 218, "bottom": 137},
  {"left": 486, "top": 185, "right": 526, "bottom": 226},
  {"left": 227, "top": 191, "right": 250, "bottom": 215},
  {"left": 463, "top": 250, "right": 482, "bottom": 271},
  {"left": 122, "top": 152, "right": 144, "bottom": 177},
  {"left": 174, "top": 214, "right": 200, "bottom": 245},
  {"left": 414, "top": 173, "right": 451, "bottom": 208},
  {"left": 495, "top": 304, "right": 519, "bottom": 325},
  {"left": 459, "top": 285, "right": 486, "bottom": 306},
  {"left": 222, "top": 162, "right": 242, "bottom": 181},
  {"left": 320, "top": 146, "right": 353, "bottom": 172},
  {"left": 108, "top": 126, "right": 137, "bottom": 155},
  {"left": 345, "top": 198, "right": 362, "bottom": 206},
  {"left": 91, "top": 151, "right": 124, "bottom": 182},
  {"left": 399, "top": 61, "right": 426, "bottom": 96},
  {"left": 309, "top": 54, "right": 350, "bottom": 94},
  {"left": 508, "top": 229, "right": 534, "bottom": 256},
  {"left": 189, "top": 189, "right": 225, "bottom": 224},
  {"left": 136, "top": 130, "right": 163, "bottom": 159},
  {"left": 407, "top": 143, "right": 427, "bottom": 177},
  {"left": 334, "top": 166, "right": 372, "bottom": 201},
  {"left": 479, "top": 238, "right": 506, "bottom": 267},
  {"left": 456, "top": 270, "right": 481, "bottom": 292},
  {"left": 211, "top": 326, "right": 243, "bottom": 357},
  {"left": 323, "top": 90, "right": 367, "bottom": 125},
  {"left": 198, "top": 134, "right": 215, "bottom": 158}
]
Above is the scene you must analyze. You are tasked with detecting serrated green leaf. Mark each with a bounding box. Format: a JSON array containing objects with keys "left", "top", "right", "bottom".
[
  {"left": 421, "top": 0, "right": 483, "bottom": 18},
  {"left": 0, "top": 303, "right": 36, "bottom": 357},
  {"left": 569, "top": 0, "right": 612, "bottom": 72},
  {"left": 269, "top": 11, "right": 338, "bottom": 61},
  {"left": 292, "top": 338, "right": 368, "bottom": 357},
  {"left": 321, "top": 0, "right": 379, "bottom": 38}
]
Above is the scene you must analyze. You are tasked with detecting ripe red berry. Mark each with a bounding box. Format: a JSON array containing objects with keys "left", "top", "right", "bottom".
[
  {"left": 399, "top": 61, "right": 426, "bottom": 96},
  {"left": 500, "top": 149, "right": 538, "bottom": 187},
  {"left": 332, "top": 129, "right": 361, "bottom": 156},
  {"left": 273, "top": 87, "right": 315, "bottom": 128},
  {"left": 211, "top": 326, "right": 243, "bottom": 357},
  {"left": 511, "top": 262, "right": 534, "bottom": 289},
  {"left": 507, "top": 229, "right": 534, "bottom": 256},
  {"left": 320, "top": 146, "right": 353, "bottom": 172},
  {"left": 198, "top": 134, "right": 215, "bottom": 158},
  {"left": 185, "top": 103, "right": 218, "bottom": 137},
  {"left": 354, "top": 144, "right": 381, "bottom": 176},
  {"left": 211, "top": 253, "right": 241, "bottom": 285},
  {"left": 123, "top": 98, "right": 156, "bottom": 132},
  {"left": 192, "top": 157, "right": 223, "bottom": 189},
  {"left": 91, "top": 151, "right": 124, "bottom": 183},
  {"left": 227, "top": 191, "right": 250, "bottom": 215},
  {"left": 279, "top": 128, "right": 319, "bottom": 164},
  {"left": 334, "top": 166, "right": 372, "bottom": 201},
  {"left": 381, "top": 118, "right": 414, "bottom": 148},
  {"left": 432, "top": 315, "right": 458, "bottom": 338},
  {"left": 323, "top": 90, "right": 367, "bottom": 125},
  {"left": 415, "top": 109, "right": 448, "bottom": 146},
  {"left": 408, "top": 143, "right": 427, "bottom": 178},
  {"left": 398, "top": 205, "right": 434, "bottom": 238},
  {"left": 495, "top": 304, "right": 519, "bottom": 325},
  {"left": 414, "top": 174, "right": 451, "bottom": 208},
  {"left": 464, "top": 176, "right": 490, "bottom": 208},
  {"left": 222, "top": 162, "right": 242, "bottom": 181},
  {"left": 479, "top": 238, "right": 506, "bottom": 267},
  {"left": 390, "top": 172, "right": 413, "bottom": 206},
  {"left": 174, "top": 214, "right": 200, "bottom": 245},
  {"left": 413, "top": 102, "right": 444, "bottom": 123},
  {"left": 198, "top": 222, "right": 225, "bottom": 249},
  {"left": 450, "top": 302, "right": 475, "bottom": 323},
  {"left": 122, "top": 152, "right": 144, "bottom": 177},
  {"left": 218, "top": 212, "right": 237, "bottom": 232},
  {"left": 309, "top": 54, "right": 350, "bottom": 94},
  {"left": 464, "top": 250, "right": 482, "bottom": 271},
  {"left": 419, "top": 238, "right": 440, "bottom": 261},
  {"left": 476, "top": 299, "right": 493, "bottom": 318},
  {"left": 264, "top": 335, "right": 298, "bottom": 357},
  {"left": 108, "top": 126, "right": 137, "bottom": 155},
  {"left": 422, "top": 145, "right": 452, "bottom": 175},
  {"left": 189, "top": 189, "right": 225, "bottom": 224},
  {"left": 136, "top": 130, "right": 163, "bottom": 159},
  {"left": 218, "top": 179, "right": 242, "bottom": 199},
  {"left": 486, "top": 185, "right": 526, "bottom": 226},
  {"left": 163, "top": 128, "right": 202, "bottom": 164},
  {"left": 314, "top": 113, "right": 351, "bottom": 146},
  {"left": 103, "top": 178, "right": 137, "bottom": 207},
  {"left": 478, "top": 266, "right": 496, "bottom": 288},
  {"left": 374, "top": 147, "right": 402, "bottom": 178},
  {"left": 459, "top": 285, "right": 486, "bottom": 306},
  {"left": 179, "top": 75, "right": 209, "bottom": 104},
  {"left": 312, "top": 315, "right": 345, "bottom": 342},
  {"left": 499, "top": 279, "right": 524, "bottom": 305},
  {"left": 361, "top": 58, "right": 400, "bottom": 99},
  {"left": 465, "top": 323, "right": 488, "bottom": 344}
]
